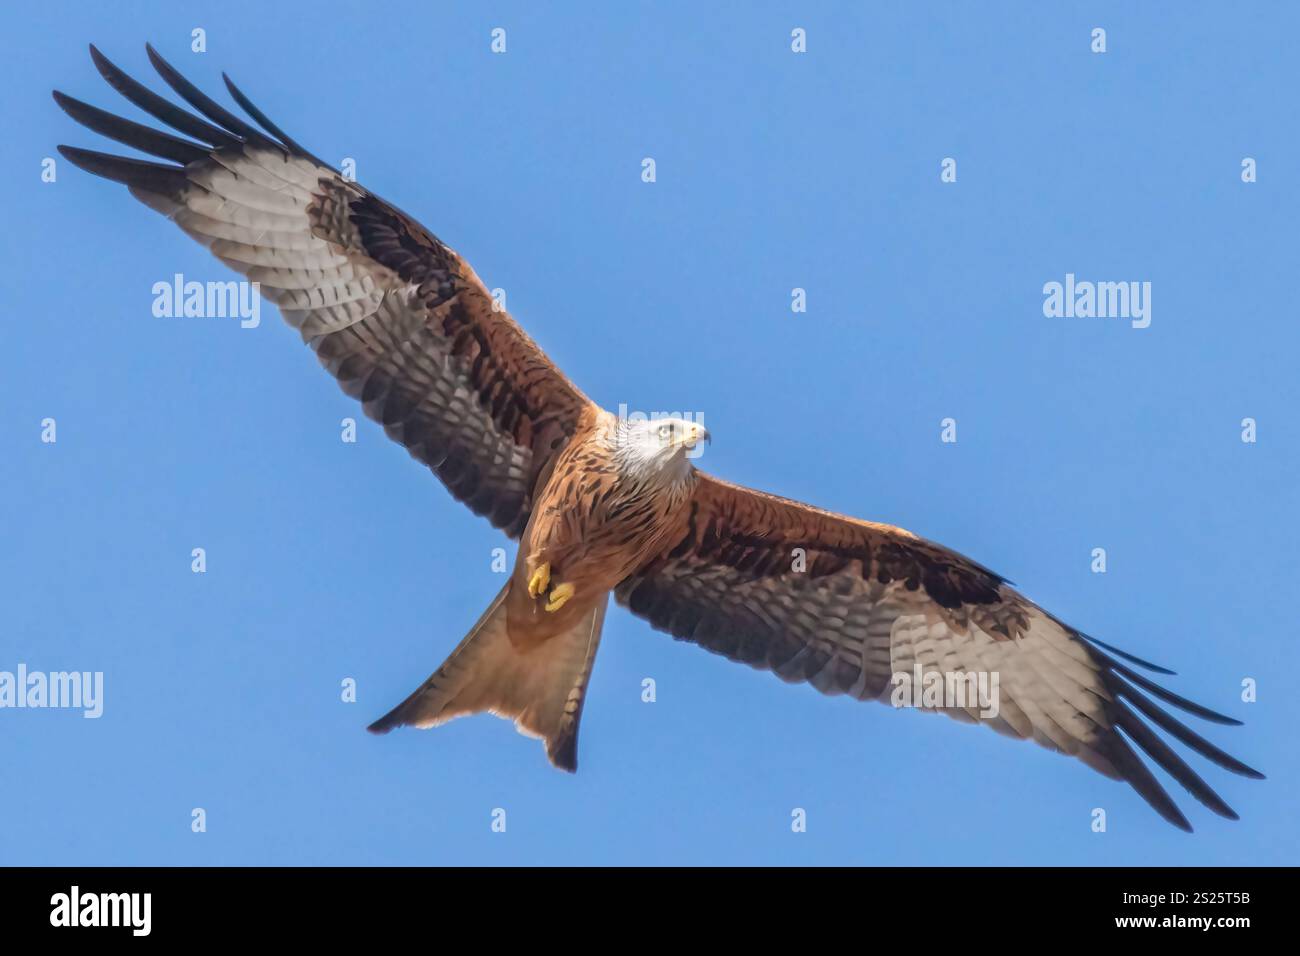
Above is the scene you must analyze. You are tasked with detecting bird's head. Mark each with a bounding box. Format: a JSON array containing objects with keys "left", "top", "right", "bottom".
[{"left": 611, "top": 416, "right": 710, "bottom": 481}]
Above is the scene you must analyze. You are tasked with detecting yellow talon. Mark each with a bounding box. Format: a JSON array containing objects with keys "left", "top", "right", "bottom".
[
  {"left": 544, "top": 582, "right": 575, "bottom": 613},
  {"left": 528, "top": 562, "right": 551, "bottom": 598}
]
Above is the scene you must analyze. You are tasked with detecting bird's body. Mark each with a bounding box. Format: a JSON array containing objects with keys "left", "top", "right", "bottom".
[
  {"left": 505, "top": 410, "right": 701, "bottom": 648},
  {"left": 54, "top": 43, "right": 1262, "bottom": 831}
]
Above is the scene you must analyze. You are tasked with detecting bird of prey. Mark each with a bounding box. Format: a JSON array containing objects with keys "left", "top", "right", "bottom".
[{"left": 54, "top": 44, "right": 1261, "bottom": 831}]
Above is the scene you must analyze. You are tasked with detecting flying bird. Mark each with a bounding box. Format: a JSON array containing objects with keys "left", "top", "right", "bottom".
[{"left": 54, "top": 44, "right": 1262, "bottom": 831}]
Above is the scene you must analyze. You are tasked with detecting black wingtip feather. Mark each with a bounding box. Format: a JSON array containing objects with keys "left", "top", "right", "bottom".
[
  {"left": 56, "top": 144, "right": 188, "bottom": 195},
  {"left": 1084, "top": 641, "right": 1242, "bottom": 726},
  {"left": 144, "top": 42, "right": 277, "bottom": 150},
  {"left": 1112, "top": 673, "right": 1264, "bottom": 779},
  {"left": 1066, "top": 625, "right": 1261, "bottom": 826},
  {"left": 220, "top": 71, "right": 328, "bottom": 167},
  {"left": 1112, "top": 701, "right": 1239, "bottom": 821},
  {"left": 53, "top": 89, "right": 209, "bottom": 165},
  {"left": 1104, "top": 728, "right": 1195, "bottom": 833},
  {"left": 1080, "top": 633, "right": 1177, "bottom": 675},
  {"left": 1112, "top": 654, "right": 1242, "bottom": 726},
  {"left": 87, "top": 43, "right": 241, "bottom": 149}
]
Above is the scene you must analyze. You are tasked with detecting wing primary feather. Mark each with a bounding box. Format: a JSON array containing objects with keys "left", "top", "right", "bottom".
[
  {"left": 88, "top": 44, "right": 241, "bottom": 149},
  {"left": 52, "top": 90, "right": 209, "bottom": 165},
  {"left": 1111, "top": 673, "right": 1264, "bottom": 779},
  {"left": 1090, "top": 645, "right": 1242, "bottom": 726},
  {"left": 1110, "top": 701, "right": 1238, "bottom": 820},
  {"left": 221, "top": 72, "right": 331, "bottom": 169},
  {"left": 56, "top": 145, "right": 188, "bottom": 195},
  {"left": 1077, "top": 632, "right": 1176, "bottom": 675},
  {"left": 143, "top": 43, "right": 279, "bottom": 149},
  {"left": 1101, "top": 727, "right": 1194, "bottom": 832}
]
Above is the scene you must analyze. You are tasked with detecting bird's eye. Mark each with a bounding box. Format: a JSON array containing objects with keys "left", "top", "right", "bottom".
[{"left": 658, "top": 424, "right": 673, "bottom": 440}]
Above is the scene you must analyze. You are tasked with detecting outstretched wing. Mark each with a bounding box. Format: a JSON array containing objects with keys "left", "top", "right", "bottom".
[
  {"left": 616, "top": 472, "right": 1262, "bottom": 831},
  {"left": 54, "top": 43, "right": 597, "bottom": 537}
]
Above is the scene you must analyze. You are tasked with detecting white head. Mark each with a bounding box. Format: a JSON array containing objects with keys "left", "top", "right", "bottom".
[{"left": 610, "top": 416, "right": 711, "bottom": 484}]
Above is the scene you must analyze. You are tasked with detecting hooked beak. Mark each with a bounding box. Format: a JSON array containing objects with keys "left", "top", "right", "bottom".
[{"left": 677, "top": 421, "right": 711, "bottom": 451}]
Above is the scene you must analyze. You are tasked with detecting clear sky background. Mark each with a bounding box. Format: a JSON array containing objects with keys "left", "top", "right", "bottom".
[{"left": 1, "top": 1, "right": 1295, "bottom": 865}]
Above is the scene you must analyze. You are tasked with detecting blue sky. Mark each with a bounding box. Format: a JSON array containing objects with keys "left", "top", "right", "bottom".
[{"left": 1, "top": 1, "right": 1295, "bottom": 865}]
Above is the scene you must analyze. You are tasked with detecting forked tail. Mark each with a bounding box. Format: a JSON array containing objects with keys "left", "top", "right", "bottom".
[{"left": 368, "top": 583, "right": 608, "bottom": 771}]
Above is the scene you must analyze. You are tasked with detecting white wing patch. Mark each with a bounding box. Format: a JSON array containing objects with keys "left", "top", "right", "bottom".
[{"left": 887, "top": 600, "right": 1126, "bottom": 776}]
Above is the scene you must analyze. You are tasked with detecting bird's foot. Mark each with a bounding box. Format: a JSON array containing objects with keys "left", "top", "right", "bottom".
[
  {"left": 527, "top": 562, "right": 551, "bottom": 598},
  {"left": 544, "top": 582, "right": 575, "bottom": 613}
]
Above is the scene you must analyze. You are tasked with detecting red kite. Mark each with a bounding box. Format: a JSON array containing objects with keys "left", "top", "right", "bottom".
[{"left": 54, "top": 44, "right": 1261, "bottom": 831}]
